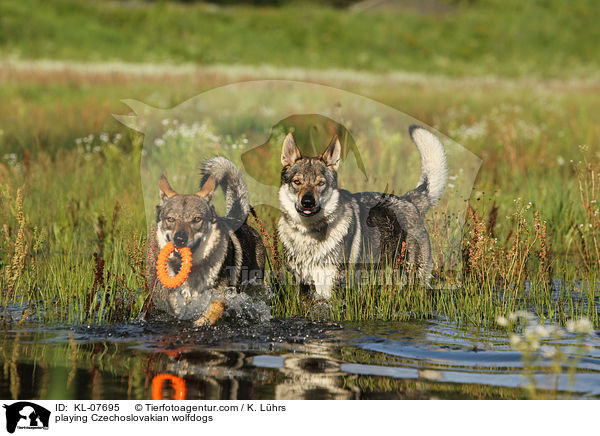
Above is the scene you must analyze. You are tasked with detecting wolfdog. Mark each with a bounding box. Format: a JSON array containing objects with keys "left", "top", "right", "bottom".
[
  {"left": 154, "top": 157, "right": 265, "bottom": 325},
  {"left": 278, "top": 125, "right": 448, "bottom": 299}
]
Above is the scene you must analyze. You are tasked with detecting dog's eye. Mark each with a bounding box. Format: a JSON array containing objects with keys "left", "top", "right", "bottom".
[
  {"left": 192, "top": 216, "right": 202, "bottom": 223},
  {"left": 166, "top": 217, "right": 175, "bottom": 223},
  {"left": 318, "top": 180, "right": 326, "bottom": 187},
  {"left": 293, "top": 179, "right": 302, "bottom": 186}
]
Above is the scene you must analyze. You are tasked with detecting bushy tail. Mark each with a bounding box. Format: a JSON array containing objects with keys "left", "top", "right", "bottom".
[
  {"left": 403, "top": 125, "right": 448, "bottom": 215},
  {"left": 201, "top": 157, "right": 250, "bottom": 222}
]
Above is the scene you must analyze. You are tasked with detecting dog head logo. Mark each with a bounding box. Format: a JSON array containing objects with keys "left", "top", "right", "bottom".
[{"left": 2, "top": 402, "right": 50, "bottom": 433}]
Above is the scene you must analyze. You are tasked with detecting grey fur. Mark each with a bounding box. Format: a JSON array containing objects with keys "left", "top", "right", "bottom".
[
  {"left": 278, "top": 125, "right": 447, "bottom": 299},
  {"left": 200, "top": 156, "right": 250, "bottom": 223},
  {"left": 154, "top": 157, "right": 265, "bottom": 323}
]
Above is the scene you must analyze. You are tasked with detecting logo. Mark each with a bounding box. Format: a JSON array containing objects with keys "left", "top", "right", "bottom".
[{"left": 2, "top": 402, "right": 50, "bottom": 434}]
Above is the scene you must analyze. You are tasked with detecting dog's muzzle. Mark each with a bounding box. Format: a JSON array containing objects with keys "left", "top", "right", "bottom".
[
  {"left": 173, "top": 230, "right": 188, "bottom": 248},
  {"left": 297, "top": 193, "right": 321, "bottom": 217}
]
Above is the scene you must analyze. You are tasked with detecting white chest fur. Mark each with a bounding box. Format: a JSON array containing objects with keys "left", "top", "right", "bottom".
[{"left": 278, "top": 189, "right": 360, "bottom": 299}]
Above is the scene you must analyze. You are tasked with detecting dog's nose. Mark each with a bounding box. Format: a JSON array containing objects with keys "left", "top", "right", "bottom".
[
  {"left": 300, "top": 194, "right": 316, "bottom": 209},
  {"left": 173, "top": 230, "right": 188, "bottom": 247}
]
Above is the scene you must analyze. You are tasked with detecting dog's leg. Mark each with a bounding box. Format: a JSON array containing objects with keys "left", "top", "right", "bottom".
[
  {"left": 402, "top": 232, "right": 433, "bottom": 288},
  {"left": 312, "top": 265, "right": 338, "bottom": 300},
  {"left": 416, "top": 231, "right": 433, "bottom": 287},
  {"left": 194, "top": 300, "right": 225, "bottom": 326},
  {"left": 401, "top": 236, "right": 419, "bottom": 287}
]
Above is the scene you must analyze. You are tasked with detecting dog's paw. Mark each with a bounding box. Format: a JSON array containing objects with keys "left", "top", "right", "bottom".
[
  {"left": 193, "top": 316, "right": 210, "bottom": 327},
  {"left": 193, "top": 300, "right": 225, "bottom": 327}
]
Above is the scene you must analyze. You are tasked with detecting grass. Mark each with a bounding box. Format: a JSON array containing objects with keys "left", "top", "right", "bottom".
[
  {"left": 1, "top": 63, "right": 599, "bottom": 327},
  {"left": 1, "top": 0, "right": 600, "bottom": 77},
  {"left": 1, "top": 62, "right": 599, "bottom": 326}
]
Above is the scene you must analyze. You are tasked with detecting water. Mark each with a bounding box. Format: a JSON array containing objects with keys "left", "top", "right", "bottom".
[{"left": 2, "top": 312, "right": 599, "bottom": 400}]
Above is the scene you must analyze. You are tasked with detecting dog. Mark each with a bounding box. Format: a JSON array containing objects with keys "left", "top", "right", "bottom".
[
  {"left": 154, "top": 157, "right": 265, "bottom": 325},
  {"left": 278, "top": 125, "right": 447, "bottom": 299}
]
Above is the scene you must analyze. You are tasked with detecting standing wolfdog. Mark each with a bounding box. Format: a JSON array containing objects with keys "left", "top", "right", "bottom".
[
  {"left": 154, "top": 157, "right": 265, "bottom": 325},
  {"left": 278, "top": 125, "right": 448, "bottom": 299}
]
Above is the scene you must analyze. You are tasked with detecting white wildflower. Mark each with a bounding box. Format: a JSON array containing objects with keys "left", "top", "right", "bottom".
[
  {"left": 567, "top": 318, "right": 593, "bottom": 335},
  {"left": 534, "top": 325, "right": 549, "bottom": 338},
  {"left": 418, "top": 369, "right": 442, "bottom": 381},
  {"left": 496, "top": 316, "right": 508, "bottom": 327},
  {"left": 510, "top": 334, "right": 522, "bottom": 347}
]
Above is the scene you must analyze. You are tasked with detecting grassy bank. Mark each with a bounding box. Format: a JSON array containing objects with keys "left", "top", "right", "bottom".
[
  {"left": 1, "top": 62, "right": 599, "bottom": 326},
  {"left": 1, "top": 0, "right": 600, "bottom": 77}
]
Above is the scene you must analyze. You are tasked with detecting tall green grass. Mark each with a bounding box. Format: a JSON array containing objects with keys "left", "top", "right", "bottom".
[{"left": 1, "top": 65, "right": 599, "bottom": 326}]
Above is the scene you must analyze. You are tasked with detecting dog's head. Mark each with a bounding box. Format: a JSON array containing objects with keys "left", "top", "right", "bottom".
[
  {"left": 279, "top": 133, "right": 341, "bottom": 218},
  {"left": 156, "top": 174, "right": 217, "bottom": 249}
]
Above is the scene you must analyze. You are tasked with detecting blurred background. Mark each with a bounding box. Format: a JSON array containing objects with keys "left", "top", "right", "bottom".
[
  {"left": 2, "top": 0, "right": 598, "bottom": 155},
  {"left": 1, "top": 0, "right": 598, "bottom": 156}
]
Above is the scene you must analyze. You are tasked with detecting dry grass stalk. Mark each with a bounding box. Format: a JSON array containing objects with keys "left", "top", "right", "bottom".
[
  {"left": 5, "top": 188, "right": 27, "bottom": 294},
  {"left": 249, "top": 208, "right": 282, "bottom": 272},
  {"left": 571, "top": 151, "right": 600, "bottom": 271},
  {"left": 126, "top": 229, "right": 147, "bottom": 282},
  {"left": 534, "top": 210, "right": 551, "bottom": 281}
]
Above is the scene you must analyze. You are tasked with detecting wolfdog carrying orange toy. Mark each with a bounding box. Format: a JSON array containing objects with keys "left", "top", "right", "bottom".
[
  {"left": 153, "top": 157, "right": 265, "bottom": 326},
  {"left": 156, "top": 242, "right": 192, "bottom": 289}
]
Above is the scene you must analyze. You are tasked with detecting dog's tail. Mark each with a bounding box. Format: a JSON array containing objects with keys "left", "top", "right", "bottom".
[
  {"left": 403, "top": 125, "right": 448, "bottom": 215},
  {"left": 201, "top": 156, "right": 250, "bottom": 222}
]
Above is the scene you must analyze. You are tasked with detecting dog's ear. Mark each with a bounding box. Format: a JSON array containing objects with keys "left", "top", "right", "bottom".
[
  {"left": 281, "top": 133, "right": 301, "bottom": 168},
  {"left": 159, "top": 174, "right": 177, "bottom": 204},
  {"left": 320, "top": 136, "right": 341, "bottom": 171},
  {"left": 197, "top": 175, "right": 216, "bottom": 201}
]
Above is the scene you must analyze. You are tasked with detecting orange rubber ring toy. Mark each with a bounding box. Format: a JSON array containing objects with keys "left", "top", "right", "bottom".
[
  {"left": 151, "top": 373, "right": 187, "bottom": 400},
  {"left": 156, "top": 242, "right": 192, "bottom": 289}
]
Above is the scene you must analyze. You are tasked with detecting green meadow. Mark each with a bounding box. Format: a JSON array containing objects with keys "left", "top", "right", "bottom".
[
  {"left": 2, "top": 0, "right": 600, "bottom": 77},
  {"left": 1, "top": 0, "right": 599, "bottom": 327}
]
